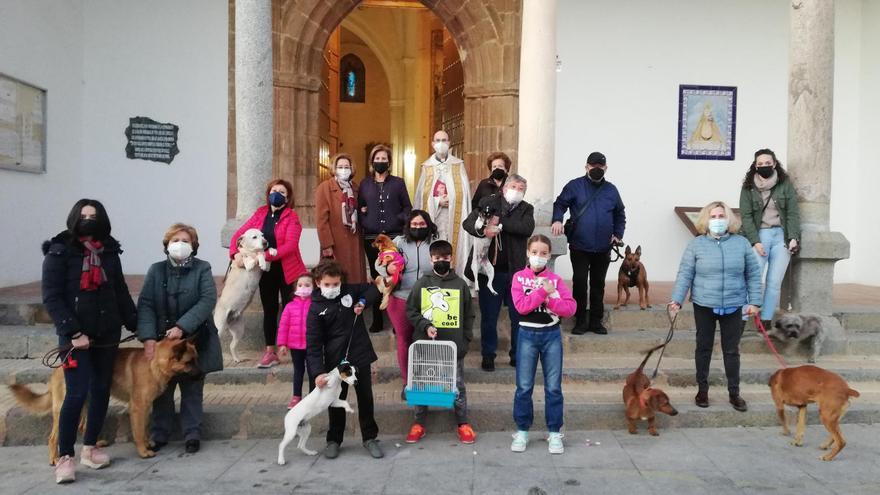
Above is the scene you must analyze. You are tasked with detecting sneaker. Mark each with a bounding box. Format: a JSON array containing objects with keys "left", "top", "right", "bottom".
[
  {"left": 481, "top": 356, "right": 495, "bottom": 372},
  {"left": 323, "top": 441, "right": 340, "bottom": 459},
  {"left": 257, "top": 350, "right": 280, "bottom": 368},
  {"left": 54, "top": 455, "right": 75, "bottom": 483},
  {"left": 80, "top": 445, "right": 110, "bottom": 469},
  {"left": 548, "top": 432, "right": 564, "bottom": 454},
  {"left": 457, "top": 424, "right": 476, "bottom": 444},
  {"left": 729, "top": 395, "right": 748, "bottom": 412},
  {"left": 287, "top": 396, "right": 302, "bottom": 409},
  {"left": 405, "top": 424, "right": 426, "bottom": 444},
  {"left": 363, "top": 439, "right": 384, "bottom": 458},
  {"left": 695, "top": 390, "right": 709, "bottom": 408},
  {"left": 511, "top": 430, "right": 529, "bottom": 452}
]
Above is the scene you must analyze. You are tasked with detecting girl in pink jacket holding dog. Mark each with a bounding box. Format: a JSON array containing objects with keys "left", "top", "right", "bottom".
[
  {"left": 277, "top": 273, "right": 315, "bottom": 409},
  {"left": 510, "top": 234, "right": 576, "bottom": 455}
]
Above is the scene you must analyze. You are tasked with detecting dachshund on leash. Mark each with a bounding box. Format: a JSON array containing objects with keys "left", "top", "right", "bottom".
[
  {"left": 623, "top": 341, "right": 678, "bottom": 436},
  {"left": 614, "top": 245, "right": 651, "bottom": 310},
  {"left": 372, "top": 234, "right": 405, "bottom": 310}
]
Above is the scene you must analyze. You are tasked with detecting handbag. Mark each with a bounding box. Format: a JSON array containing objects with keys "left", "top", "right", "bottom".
[{"left": 563, "top": 180, "right": 603, "bottom": 239}]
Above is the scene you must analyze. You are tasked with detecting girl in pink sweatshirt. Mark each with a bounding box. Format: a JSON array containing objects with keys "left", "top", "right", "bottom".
[
  {"left": 509, "top": 234, "right": 576, "bottom": 454},
  {"left": 278, "top": 274, "right": 314, "bottom": 408}
]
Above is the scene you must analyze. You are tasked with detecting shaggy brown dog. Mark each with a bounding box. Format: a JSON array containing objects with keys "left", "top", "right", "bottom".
[
  {"left": 623, "top": 342, "right": 678, "bottom": 436},
  {"left": 9, "top": 338, "right": 199, "bottom": 465},
  {"left": 769, "top": 365, "right": 860, "bottom": 461}
]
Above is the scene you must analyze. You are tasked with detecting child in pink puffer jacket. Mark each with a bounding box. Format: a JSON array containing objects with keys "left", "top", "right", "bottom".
[{"left": 278, "top": 273, "right": 315, "bottom": 408}]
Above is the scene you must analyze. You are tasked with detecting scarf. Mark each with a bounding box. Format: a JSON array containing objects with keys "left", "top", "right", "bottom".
[
  {"left": 80, "top": 239, "right": 106, "bottom": 291},
  {"left": 753, "top": 171, "right": 778, "bottom": 194},
  {"left": 337, "top": 179, "right": 358, "bottom": 233}
]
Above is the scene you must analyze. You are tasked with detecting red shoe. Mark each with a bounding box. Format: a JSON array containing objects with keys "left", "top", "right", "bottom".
[
  {"left": 458, "top": 424, "right": 476, "bottom": 444},
  {"left": 287, "top": 396, "right": 302, "bottom": 409},
  {"left": 257, "top": 350, "right": 280, "bottom": 368},
  {"left": 405, "top": 424, "right": 425, "bottom": 444}
]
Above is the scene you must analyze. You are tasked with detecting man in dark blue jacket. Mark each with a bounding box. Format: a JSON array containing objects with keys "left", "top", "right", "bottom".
[{"left": 551, "top": 152, "right": 626, "bottom": 334}]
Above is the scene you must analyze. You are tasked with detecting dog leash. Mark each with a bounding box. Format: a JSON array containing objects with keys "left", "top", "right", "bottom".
[
  {"left": 341, "top": 298, "right": 366, "bottom": 364},
  {"left": 650, "top": 310, "right": 677, "bottom": 379},
  {"left": 754, "top": 315, "right": 788, "bottom": 368},
  {"left": 42, "top": 334, "right": 138, "bottom": 369},
  {"left": 608, "top": 242, "right": 625, "bottom": 263}
]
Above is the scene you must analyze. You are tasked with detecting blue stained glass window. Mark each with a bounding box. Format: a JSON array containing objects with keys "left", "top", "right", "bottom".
[
  {"left": 347, "top": 71, "right": 356, "bottom": 98},
  {"left": 340, "top": 54, "right": 365, "bottom": 103}
]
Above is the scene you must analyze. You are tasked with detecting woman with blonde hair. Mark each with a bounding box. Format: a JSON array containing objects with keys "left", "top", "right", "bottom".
[
  {"left": 315, "top": 153, "right": 367, "bottom": 283},
  {"left": 668, "top": 201, "right": 762, "bottom": 412}
]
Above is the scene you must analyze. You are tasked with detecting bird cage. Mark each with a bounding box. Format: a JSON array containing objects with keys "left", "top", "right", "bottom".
[{"left": 406, "top": 340, "right": 458, "bottom": 408}]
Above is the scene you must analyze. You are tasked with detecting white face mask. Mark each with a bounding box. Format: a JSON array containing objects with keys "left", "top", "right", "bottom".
[
  {"left": 529, "top": 255, "right": 549, "bottom": 270},
  {"left": 433, "top": 141, "right": 449, "bottom": 156},
  {"left": 320, "top": 286, "right": 341, "bottom": 299},
  {"left": 504, "top": 189, "right": 524, "bottom": 205},
  {"left": 167, "top": 241, "right": 193, "bottom": 261},
  {"left": 336, "top": 168, "right": 352, "bottom": 181}
]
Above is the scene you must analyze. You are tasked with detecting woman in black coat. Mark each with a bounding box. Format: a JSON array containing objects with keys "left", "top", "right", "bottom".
[
  {"left": 42, "top": 199, "right": 137, "bottom": 484},
  {"left": 137, "top": 223, "right": 222, "bottom": 454}
]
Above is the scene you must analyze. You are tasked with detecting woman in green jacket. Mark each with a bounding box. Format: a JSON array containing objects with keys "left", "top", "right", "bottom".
[
  {"left": 738, "top": 149, "right": 801, "bottom": 327},
  {"left": 137, "top": 223, "right": 223, "bottom": 454}
]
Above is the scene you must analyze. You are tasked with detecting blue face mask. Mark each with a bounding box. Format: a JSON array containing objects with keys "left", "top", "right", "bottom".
[
  {"left": 708, "top": 218, "right": 729, "bottom": 236},
  {"left": 269, "top": 191, "right": 286, "bottom": 207}
]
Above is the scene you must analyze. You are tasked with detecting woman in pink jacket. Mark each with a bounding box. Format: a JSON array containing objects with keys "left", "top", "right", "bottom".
[
  {"left": 230, "top": 179, "right": 306, "bottom": 368},
  {"left": 510, "top": 234, "right": 576, "bottom": 455},
  {"left": 277, "top": 273, "right": 314, "bottom": 408}
]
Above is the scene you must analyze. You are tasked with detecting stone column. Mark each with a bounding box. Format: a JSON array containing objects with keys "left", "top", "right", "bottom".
[
  {"left": 223, "top": 0, "right": 273, "bottom": 244},
  {"left": 785, "top": 0, "right": 849, "bottom": 352}
]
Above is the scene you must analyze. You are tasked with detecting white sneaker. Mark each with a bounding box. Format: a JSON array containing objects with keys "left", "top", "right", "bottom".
[
  {"left": 548, "top": 432, "right": 564, "bottom": 454},
  {"left": 511, "top": 430, "right": 528, "bottom": 452}
]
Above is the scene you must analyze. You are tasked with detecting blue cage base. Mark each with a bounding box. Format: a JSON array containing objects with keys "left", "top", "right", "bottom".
[{"left": 405, "top": 386, "right": 456, "bottom": 408}]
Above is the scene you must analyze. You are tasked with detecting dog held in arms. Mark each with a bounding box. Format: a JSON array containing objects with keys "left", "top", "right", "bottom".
[
  {"left": 614, "top": 245, "right": 651, "bottom": 310},
  {"left": 471, "top": 201, "right": 502, "bottom": 295},
  {"left": 623, "top": 342, "right": 678, "bottom": 436},
  {"left": 277, "top": 362, "right": 358, "bottom": 464},
  {"left": 214, "top": 228, "right": 271, "bottom": 362},
  {"left": 769, "top": 365, "right": 860, "bottom": 461},
  {"left": 769, "top": 313, "right": 827, "bottom": 363},
  {"left": 9, "top": 338, "right": 199, "bottom": 465},
  {"left": 372, "top": 234, "right": 405, "bottom": 310}
]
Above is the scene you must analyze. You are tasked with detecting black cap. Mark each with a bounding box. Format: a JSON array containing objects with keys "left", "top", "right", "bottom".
[{"left": 587, "top": 152, "right": 606, "bottom": 166}]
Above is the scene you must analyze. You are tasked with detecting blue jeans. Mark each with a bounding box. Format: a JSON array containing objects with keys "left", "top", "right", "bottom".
[
  {"left": 513, "top": 326, "right": 564, "bottom": 432},
  {"left": 478, "top": 272, "right": 520, "bottom": 360},
  {"left": 754, "top": 227, "right": 791, "bottom": 321}
]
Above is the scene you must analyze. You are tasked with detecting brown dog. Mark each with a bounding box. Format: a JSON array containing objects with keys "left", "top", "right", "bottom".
[
  {"left": 623, "top": 342, "right": 678, "bottom": 436},
  {"left": 769, "top": 365, "right": 860, "bottom": 461},
  {"left": 371, "top": 234, "right": 404, "bottom": 310},
  {"left": 9, "top": 338, "right": 199, "bottom": 465},
  {"left": 614, "top": 245, "right": 650, "bottom": 310}
]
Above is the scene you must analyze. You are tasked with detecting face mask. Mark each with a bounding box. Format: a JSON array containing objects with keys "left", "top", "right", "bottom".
[
  {"left": 490, "top": 168, "right": 507, "bottom": 181},
  {"left": 372, "top": 161, "right": 389, "bottom": 174},
  {"left": 320, "top": 286, "right": 341, "bottom": 299},
  {"left": 268, "top": 191, "right": 286, "bottom": 207},
  {"left": 588, "top": 167, "right": 605, "bottom": 182},
  {"left": 433, "top": 260, "right": 450, "bottom": 275},
  {"left": 756, "top": 166, "right": 775, "bottom": 179},
  {"left": 529, "top": 255, "right": 549, "bottom": 270},
  {"left": 77, "top": 219, "right": 99, "bottom": 236},
  {"left": 167, "top": 241, "right": 193, "bottom": 261},
  {"left": 295, "top": 287, "right": 312, "bottom": 298},
  {"left": 336, "top": 168, "right": 352, "bottom": 181},
  {"left": 410, "top": 227, "right": 429, "bottom": 241},
  {"left": 504, "top": 189, "right": 524, "bottom": 205},
  {"left": 708, "top": 218, "right": 729, "bottom": 236},
  {"left": 433, "top": 141, "right": 449, "bottom": 156}
]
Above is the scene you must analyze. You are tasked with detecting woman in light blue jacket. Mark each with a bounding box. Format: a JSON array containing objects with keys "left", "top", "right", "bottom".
[{"left": 668, "top": 202, "right": 762, "bottom": 412}]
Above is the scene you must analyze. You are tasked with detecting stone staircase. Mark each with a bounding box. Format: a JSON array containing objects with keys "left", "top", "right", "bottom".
[{"left": 2, "top": 281, "right": 880, "bottom": 447}]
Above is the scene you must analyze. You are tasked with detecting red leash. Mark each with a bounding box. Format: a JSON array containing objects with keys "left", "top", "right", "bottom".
[{"left": 754, "top": 315, "right": 787, "bottom": 368}]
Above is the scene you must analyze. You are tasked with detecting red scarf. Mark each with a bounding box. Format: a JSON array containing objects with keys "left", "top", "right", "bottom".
[{"left": 79, "top": 238, "right": 106, "bottom": 291}]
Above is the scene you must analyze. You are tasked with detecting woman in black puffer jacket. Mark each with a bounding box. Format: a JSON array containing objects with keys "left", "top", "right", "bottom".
[{"left": 41, "top": 198, "right": 137, "bottom": 483}]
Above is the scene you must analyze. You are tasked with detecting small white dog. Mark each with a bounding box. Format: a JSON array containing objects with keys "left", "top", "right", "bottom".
[
  {"left": 471, "top": 205, "right": 502, "bottom": 295},
  {"left": 277, "top": 363, "right": 358, "bottom": 464},
  {"left": 214, "top": 228, "right": 271, "bottom": 362}
]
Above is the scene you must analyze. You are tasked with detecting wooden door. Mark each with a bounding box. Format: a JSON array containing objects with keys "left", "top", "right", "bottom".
[{"left": 319, "top": 28, "right": 341, "bottom": 181}]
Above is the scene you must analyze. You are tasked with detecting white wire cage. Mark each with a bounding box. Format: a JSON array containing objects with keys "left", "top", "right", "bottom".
[{"left": 405, "top": 340, "right": 458, "bottom": 408}]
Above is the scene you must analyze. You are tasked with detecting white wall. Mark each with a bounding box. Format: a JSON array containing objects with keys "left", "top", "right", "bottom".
[
  {"left": 855, "top": 0, "right": 880, "bottom": 283},
  {"left": 0, "top": 0, "right": 85, "bottom": 287},
  {"left": 554, "top": 0, "right": 789, "bottom": 282},
  {"left": 80, "top": 0, "right": 228, "bottom": 275}
]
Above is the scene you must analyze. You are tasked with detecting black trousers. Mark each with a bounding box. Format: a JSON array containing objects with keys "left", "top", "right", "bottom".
[
  {"left": 58, "top": 344, "right": 118, "bottom": 456},
  {"left": 327, "top": 364, "right": 379, "bottom": 444},
  {"left": 570, "top": 248, "right": 611, "bottom": 325},
  {"left": 259, "top": 262, "right": 292, "bottom": 347},
  {"left": 362, "top": 238, "right": 386, "bottom": 329},
  {"left": 291, "top": 349, "right": 315, "bottom": 397},
  {"left": 693, "top": 304, "right": 744, "bottom": 395},
  {"left": 150, "top": 375, "right": 205, "bottom": 442}
]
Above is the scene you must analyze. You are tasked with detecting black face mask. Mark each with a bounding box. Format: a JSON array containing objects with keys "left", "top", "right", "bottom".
[
  {"left": 433, "top": 260, "right": 450, "bottom": 275},
  {"left": 490, "top": 168, "right": 507, "bottom": 181},
  {"left": 410, "top": 227, "right": 429, "bottom": 241},
  {"left": 77, "top": 219, "right": 99, "bottom": 236},
  {"left": 588, "top": 167, "right": 605, "bottom": 182},
  {"left": 372, "top": 161, "right": 390, "bottom": 174},
  {"left": 755, "top": 166, "right": 775, "bottom": 179}
]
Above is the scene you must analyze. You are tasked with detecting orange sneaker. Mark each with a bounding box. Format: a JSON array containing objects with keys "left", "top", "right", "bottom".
[
  {"left": 458, "top": 424, "right": 476, "bottom": 444},
  {"left": 405, "top": 424, "right": 425, "bottom": 444}
]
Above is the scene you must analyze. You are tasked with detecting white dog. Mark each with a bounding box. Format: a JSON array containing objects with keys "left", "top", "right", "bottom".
[
  {"left": 214, "top": 228, "right": 271, "bottom": 362},
  {"left": 471, "top": 207, "right": 501, "bottom": 295},
  {"left": 277, "top": 363, "right": 358, "bottom": 464}
]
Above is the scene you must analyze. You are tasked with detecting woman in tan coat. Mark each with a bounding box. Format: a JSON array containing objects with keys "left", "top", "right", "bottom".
[{"left": 315, "top": 153, "right": 367, "bottom": 283}]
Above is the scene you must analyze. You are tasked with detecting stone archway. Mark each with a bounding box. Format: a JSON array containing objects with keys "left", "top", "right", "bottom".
[{"left": 270, "top": 0, "right": 521, "bottom": 226}]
